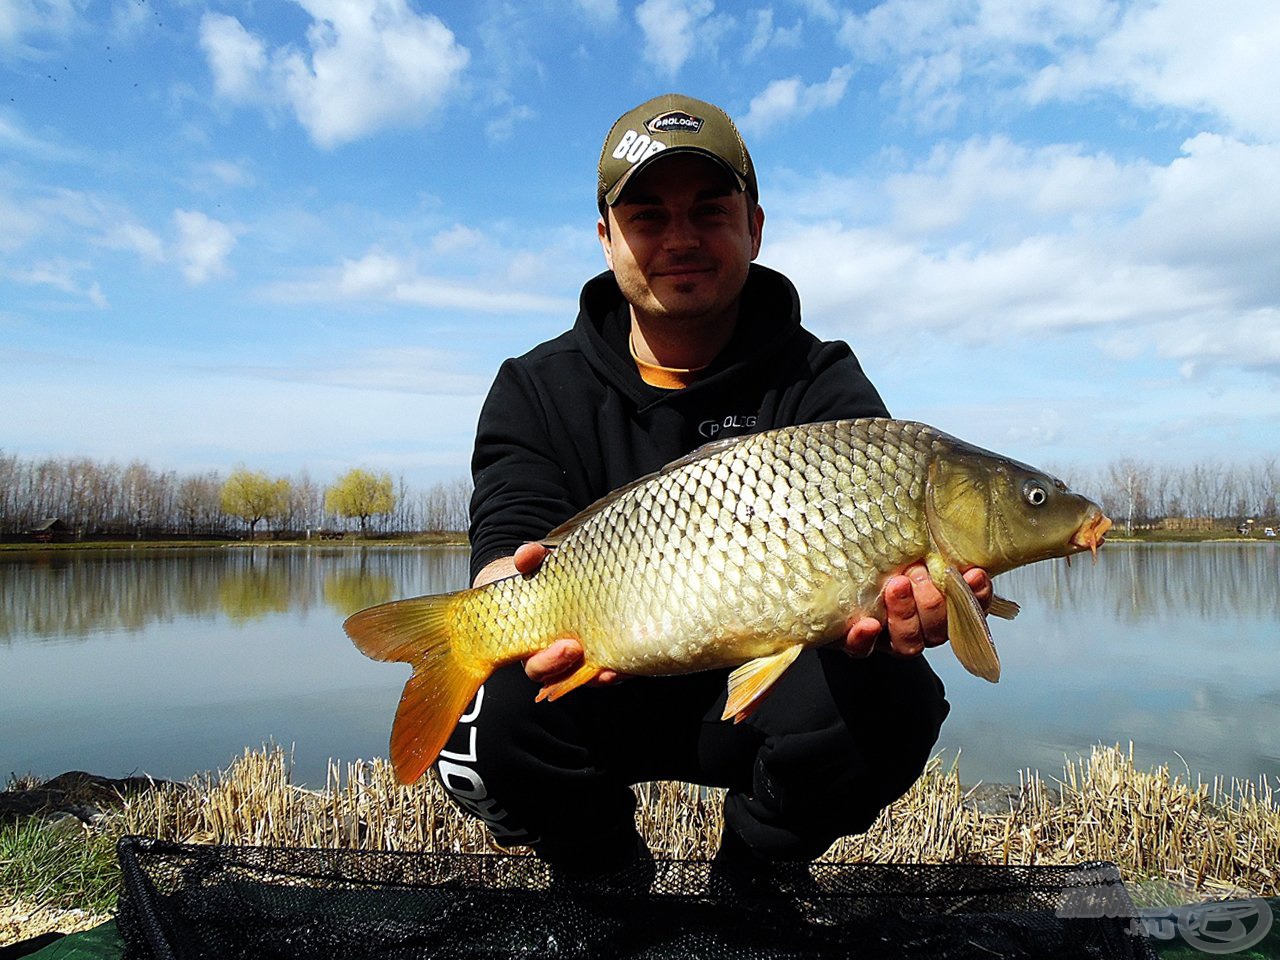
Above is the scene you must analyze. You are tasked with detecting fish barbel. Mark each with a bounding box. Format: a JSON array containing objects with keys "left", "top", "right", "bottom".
[{"left": 345, "top": 418, "right": 1110, "bottom": 784}]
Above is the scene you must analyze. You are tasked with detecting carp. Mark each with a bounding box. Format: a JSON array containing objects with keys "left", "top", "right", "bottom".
[{"left": 345, "top": 418, "right": 1110, "bottom": 784}]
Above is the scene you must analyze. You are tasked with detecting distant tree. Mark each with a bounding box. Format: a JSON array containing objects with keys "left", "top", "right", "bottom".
[
  {"left": 177, "top": 472, "right": 224, "bottom": 535},
  {"left": 1105, "top": 459, "right": 1150, "bottom": 535},
  {"left": 326, "top": 469, "right": 396, "bottom": 536},
  {"left": 220, "top": 468, "right": 291, "bottom": 537}
]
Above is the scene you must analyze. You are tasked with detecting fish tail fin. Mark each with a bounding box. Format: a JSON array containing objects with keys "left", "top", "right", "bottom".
[{"left": 344, "top": 593, "right": 491, "bottom": 784}]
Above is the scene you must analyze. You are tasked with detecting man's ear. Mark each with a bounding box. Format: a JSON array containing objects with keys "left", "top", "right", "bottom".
[
  {"left": 597, "top": 215, "right": 615, "bottom": 270},
  {"left": 750, "top": 203, "right": 765, "bottom": 260}
]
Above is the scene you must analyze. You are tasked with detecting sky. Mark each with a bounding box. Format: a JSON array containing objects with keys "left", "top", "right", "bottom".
[{"left": 2, "top": 0, "right": 1278, "bottom": 491}]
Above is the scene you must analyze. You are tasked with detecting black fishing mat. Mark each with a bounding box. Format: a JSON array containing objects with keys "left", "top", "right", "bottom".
[{"left": 114, "top": 836, "right": 1156, "bottom": 960}]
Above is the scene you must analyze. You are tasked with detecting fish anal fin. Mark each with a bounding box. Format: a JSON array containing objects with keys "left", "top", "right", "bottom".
[
  {"left": 988, "top": 594, "right": 1020, "bottom": 621},
  {"left": 943, "top": 565, "right": 1001, "bottom": 683},
  {"left": 722, "top": 644, "right": 805, "bottom": 723},
  {"left": 535, "top": 658, "right": 601, "bottom": 702}
]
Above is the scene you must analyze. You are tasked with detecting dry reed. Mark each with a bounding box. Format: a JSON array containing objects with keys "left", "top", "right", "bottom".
[{"left": 107, "top": 742, "right": 1277, "bottom": 900}]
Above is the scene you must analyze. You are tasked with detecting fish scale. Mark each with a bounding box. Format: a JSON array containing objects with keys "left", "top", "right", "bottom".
[{"left": 345, "top": 418, "right": 1111, "bottom": 784}]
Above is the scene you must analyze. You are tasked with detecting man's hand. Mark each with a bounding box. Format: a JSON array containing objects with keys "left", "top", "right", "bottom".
[
  {"left": 842, "top": 564, "right": 992, "bottom": 659},
  {"left": 481, "top": 542, "right": 624, "bottom": 688}
]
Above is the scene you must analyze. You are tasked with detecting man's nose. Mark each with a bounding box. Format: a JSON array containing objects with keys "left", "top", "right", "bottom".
[{"left": 662, "top": 215, "right": 700, "bottom": 250}]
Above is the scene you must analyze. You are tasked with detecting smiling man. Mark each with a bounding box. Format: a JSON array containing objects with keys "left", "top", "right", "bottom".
[{"left": 439, "top": 94, "right": 991, "bottom": 892}]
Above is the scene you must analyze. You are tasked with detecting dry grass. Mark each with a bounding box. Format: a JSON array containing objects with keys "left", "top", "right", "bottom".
[
  {"left": 832, "top": 745, "right": 1277, "bottom": 901},
  {"left": 111, "top": 742, "right": 1277, "bottom": 899},
  {"left": 4, "top": 742, "right": 1276, "bottom": 944}
]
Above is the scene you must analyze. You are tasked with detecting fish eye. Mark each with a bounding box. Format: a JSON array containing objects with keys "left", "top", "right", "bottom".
[{"left": 1023, "top": 480, "right": 1048, "bottom": 507}]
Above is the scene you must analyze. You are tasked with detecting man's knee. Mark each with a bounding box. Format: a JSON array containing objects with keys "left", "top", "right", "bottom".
[{"left": 724, "top": 653, "right": 950, "bottom": 859}]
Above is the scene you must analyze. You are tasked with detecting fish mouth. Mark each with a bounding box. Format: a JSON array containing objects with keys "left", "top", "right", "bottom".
[{"left": 1070, "top": 510, "right": 1113, "bottom": 561}]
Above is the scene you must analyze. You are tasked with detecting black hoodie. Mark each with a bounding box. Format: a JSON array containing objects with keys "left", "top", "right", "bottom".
[{"left": 468, "top": 263, "right": 889, "bottom": 582}]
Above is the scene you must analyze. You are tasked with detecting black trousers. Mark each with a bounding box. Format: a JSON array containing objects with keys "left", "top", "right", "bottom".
[{"left": 435, "top": 648, "right": 949, "bottom": 870}]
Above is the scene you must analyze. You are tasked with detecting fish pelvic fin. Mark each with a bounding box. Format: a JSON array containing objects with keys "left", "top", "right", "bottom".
[
  {"left": 344, "top": 594, "right": 490, "bottom": 785},
  {"left": 534, "top": 653, "right": 599, "bottom": 703},
  {"left": 988, "top": 594, "right": 1020, "bottom": 620},
  {"left": 722, "top": 644, "right": 805, "bottom": 723},
  {"left": 943, "top": 565, "right": 1001, "bottom": 683}
]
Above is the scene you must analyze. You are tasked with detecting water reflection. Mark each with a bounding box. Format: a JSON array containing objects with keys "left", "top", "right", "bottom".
[
  {"left": 1018, "top": 541, "right": 1280, "bottom": 625},
  {"left": 931, "top": 542, "right": 1280, "bottom": 785},
  {"left": 0, "top": 543, "right": 1275, "bottom": 787},
  {"left": 0, "top": 546, "right": 470, "bottom": 641}
]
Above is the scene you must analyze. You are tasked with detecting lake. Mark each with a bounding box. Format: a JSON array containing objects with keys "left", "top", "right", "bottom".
[{"left": 1, "top": 543, "right": 1276, "bottom": 789}]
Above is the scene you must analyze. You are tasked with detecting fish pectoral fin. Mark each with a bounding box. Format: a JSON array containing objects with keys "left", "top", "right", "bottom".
[
  {"left": 988, "top": 594, "right": 1020, "bottom": 621},
  {"left": 944, "top": 565, "right": 1001, "bottom": 683},
  {"left": 535, "top": 661, "right": 603, "bottom": 703},
  {"left": 722, "top": 645, "right": 805, "bottom": 724}
]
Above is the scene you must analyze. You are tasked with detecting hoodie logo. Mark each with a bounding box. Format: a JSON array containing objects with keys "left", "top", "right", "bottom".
[
  {"left": 647, "top": 110, "right": 704, "bottom": 135},
  {"left": 699, "top": 414, "right": 757, "bottom": 439}
]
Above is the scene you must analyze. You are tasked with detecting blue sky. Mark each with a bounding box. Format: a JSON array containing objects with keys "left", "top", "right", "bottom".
[{"left": 3, "top": 0, "right": 1278, "bottom": 490}]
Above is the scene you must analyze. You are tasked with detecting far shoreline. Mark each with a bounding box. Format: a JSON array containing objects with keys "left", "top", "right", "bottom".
[
  {"left": 0, "top": 533, "right": 471, "bottom": 552},
  {"left": 2, "top": 530, "right": 1276, "bottom": 552}
]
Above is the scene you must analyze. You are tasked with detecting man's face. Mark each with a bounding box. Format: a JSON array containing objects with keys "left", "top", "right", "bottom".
[{"left": 598, "top": 153, "right": 764, "bottom": 330}]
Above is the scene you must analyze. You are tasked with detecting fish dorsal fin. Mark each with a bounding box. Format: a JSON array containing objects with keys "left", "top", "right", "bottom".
[
  {"left": 722, "top": 644, "right": 805, "bottom": 723},
  {"left": 943, "top": 565, "right": 1001, "bottom": 682},
  {"left": 542, "top": 432, "right": 756, "bottom": 546},
  {"left": 988, "top": 594, "right": 1020, "bottom": 620}
]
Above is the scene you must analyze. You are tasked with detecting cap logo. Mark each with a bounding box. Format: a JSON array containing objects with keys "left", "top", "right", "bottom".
[
  {"left": 646, "top": 110, "right": 703, "bottom": 135},
  {"left": 611, "top": 129, "right": 666, "bottom": 164}
]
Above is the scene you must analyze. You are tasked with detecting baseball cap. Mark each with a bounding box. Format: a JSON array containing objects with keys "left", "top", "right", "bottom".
[{"left": 597, "top": 93, "right": 757, "bottom": 209}]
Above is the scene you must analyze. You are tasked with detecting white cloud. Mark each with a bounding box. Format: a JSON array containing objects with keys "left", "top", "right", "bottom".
[
  {"left": 173, "top": 210, "right": 238, "bottom": 284},
  {"left": 0, "top": 109, "right": 78, "bottom": 160},
  {"left": 882, "top": 136, "right": 1150, "bottom": 237},
  {"left": 430, "top": 225, "right": 485, "bottom": 255},
  {"left": 254, "top": 347, "right": 489, "bottom": 397},
  {"left": 764, "top": 129, "right": 1280, "bottom": 379},
  {"left": 0, "top": 0, "right": 78, "bottom": 58},
  {"left": 485, "top": 101, "right": 536, "bottom": 142},
  {"left": 744, "top": 8, "right": 774, "bottom": 60},
  {"left": 199, "top": 0, "right": 469, "bottom": 149},
  {"left": 793, "top": 0, "right": 841, "bottom": 24},
  {"left": 1127, "top": 135, "right": 1280, "bottom": 283},
  {"left": 195, "top": 159, "right": 257, "bottom": 190},
  {"left": 1031, "top": 0, "right": 1280, "bottom": 140},
  {"left": 200, "top": 12, "right": 267, "bottom": 103},
  {"left": 266, "top": 250, "right": 575, "bottom": 314},
  {"left": 740, "top": 65, "right": 853, "bottom": 134},
  {"left": 97, "top": 222, "right": 165, "bottom": 263},
  {"left": 634, "top": 0, "right": 715, "bottom": 77},
  {"left": 1152, "top": 309, "right": 1280, "bottom": 374},
  {"left": 743, "top": 9, "right": 801, "bottom": 60},
  {"left": 838, "top": 0, "right": 1280, "bottom": 138},
  {"left": 574, "top": 0, "right": 620, "bottom": 23},
  {"left": 6, "top": 258, "right": 107, "bottom": 307}
]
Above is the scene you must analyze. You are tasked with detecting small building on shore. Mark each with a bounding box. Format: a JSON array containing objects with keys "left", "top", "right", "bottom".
[{"left": 29, "top": 518, "right": 71, "bottom": 543}]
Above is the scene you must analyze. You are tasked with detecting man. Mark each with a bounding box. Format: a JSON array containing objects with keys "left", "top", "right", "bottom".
[{"left": 437, "top": 93, "right": 991, "bottom": 888}]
